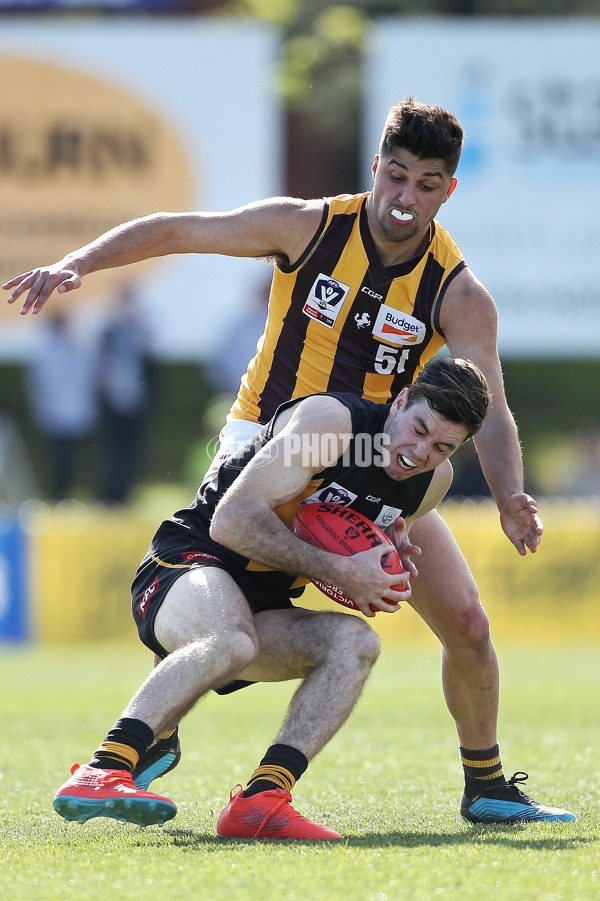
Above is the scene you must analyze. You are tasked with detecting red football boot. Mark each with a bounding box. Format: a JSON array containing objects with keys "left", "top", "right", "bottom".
[
  {"left": 53, "top": 763, "right": 177, "bottom": 826},
  {"left": 217, "top": 785, "right": 341, "bottom": 840}
]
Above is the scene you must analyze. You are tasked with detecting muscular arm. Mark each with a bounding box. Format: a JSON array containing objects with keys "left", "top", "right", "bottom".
[
  {"left": 4, "top": 197, "right": 325, "bottom": 315},
  {"left": 210, "top": 395, "right": 407, "bottom": 616},
  {"left": 440, "top": 268, "right": 543, "bottom": 554}
]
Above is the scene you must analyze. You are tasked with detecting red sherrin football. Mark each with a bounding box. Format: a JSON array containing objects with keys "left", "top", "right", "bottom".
[{"left": 292, "top": 502, "right": 405, "bottom": 613}]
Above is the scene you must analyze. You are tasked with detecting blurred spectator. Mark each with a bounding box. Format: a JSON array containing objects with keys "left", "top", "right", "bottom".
[
  {"left": 445, "top": 439, "right": 491, "bottom": 500},
  {"left": 96, "top": 286, "right": 155, "bottom": 505},
  {"left": 26, "top": 310, "right": 98, "bottom": 500},
  {"left": 562, "top": 427, "right": 600, "bottom": 499},
  {"left": 0, "top": 407, "right": 39, "bottom": 506},
  {"left": 209, "top": 281, "right": 269, "bottom": 395}
]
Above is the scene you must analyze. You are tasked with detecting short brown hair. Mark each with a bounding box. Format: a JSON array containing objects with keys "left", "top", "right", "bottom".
[
  {"left": 405, "top": 357, "right": 491, "bottom": 439},
  {"left": 379, "top": 96, "right": 464, "bottom": 177}
]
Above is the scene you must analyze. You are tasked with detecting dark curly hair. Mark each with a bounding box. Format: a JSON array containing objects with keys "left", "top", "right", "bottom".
[
  {"left": 405, "top": 357, "right": 491, "bottom": 439},
  {"left": 379, "top": 96, "right": 464, "bottom": 177}
]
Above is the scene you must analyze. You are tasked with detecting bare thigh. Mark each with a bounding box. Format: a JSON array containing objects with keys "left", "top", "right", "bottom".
[
  {"left": 153, "top": 565, "right": 257, "bottom": 655},
  {"left": 238, "top": 606, "right": 378, "bottom": 683},
  {"left": 408, "top": 510, "right": 486, "bottom": 643}
]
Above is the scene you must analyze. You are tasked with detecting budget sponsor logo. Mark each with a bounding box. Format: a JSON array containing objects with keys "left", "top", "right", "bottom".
[{"left": 373, "top": 306, "right": 426, "bottom": 346}]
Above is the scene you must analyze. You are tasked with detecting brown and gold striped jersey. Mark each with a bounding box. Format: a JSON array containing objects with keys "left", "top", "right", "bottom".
[{"left": 231, "top": 191, "right": 466, "bottom": 424}]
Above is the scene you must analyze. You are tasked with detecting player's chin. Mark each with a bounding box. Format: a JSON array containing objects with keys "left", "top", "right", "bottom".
[{"left": 382, "top": 467, "right": 405, "bottom": 482}]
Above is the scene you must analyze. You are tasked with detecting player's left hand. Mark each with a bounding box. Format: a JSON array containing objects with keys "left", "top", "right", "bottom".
[
  {"left": 385, "top": 516, "right": 421, "bottom": 579},
  {"left": 500, "top": 493, "right": 543, "bottom": 555},
  {"left": 3, "top": 261, "right": 83, "bottom": 315}
]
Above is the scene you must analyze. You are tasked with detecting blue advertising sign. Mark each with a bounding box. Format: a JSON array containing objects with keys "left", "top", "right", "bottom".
[{"left": 0, "top": 516, "right": 28, "bottom": 642}]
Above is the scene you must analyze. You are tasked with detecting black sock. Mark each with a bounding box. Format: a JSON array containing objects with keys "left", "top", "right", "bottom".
[
  {"left": 89, "top": 717, "right": 155, "bottom": 772},
  {"left": 460, "top": 744, "right": 506, "bottom": 798},
  {"left": 244, "top": 744, "right": 308, "bottom": 797}
]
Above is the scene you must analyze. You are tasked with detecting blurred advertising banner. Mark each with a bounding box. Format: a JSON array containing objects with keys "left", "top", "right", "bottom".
[
  {"left": 16, "top": 500, "right": 600, "bottom": 645},
  {"left": 0, "top": 515, "right": 28, "bottom": 642},
  {"left": 0, "top": 18, "right": 281, "bottom": 360},
  {"left": 366, "top": 19, "right": 600, "bottom": 358},
  {"left": 0, "top": 1, "right": 187, "bottom": 8}
]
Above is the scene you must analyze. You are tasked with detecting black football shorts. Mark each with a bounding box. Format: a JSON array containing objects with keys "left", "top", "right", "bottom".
[{"left": 131, "top": 544, "right": 297, "bottom": 659}]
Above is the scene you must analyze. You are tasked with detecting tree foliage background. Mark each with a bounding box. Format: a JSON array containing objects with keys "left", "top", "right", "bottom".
[{"left": 215, "top": 0, "right": 599, "bottom": 196}]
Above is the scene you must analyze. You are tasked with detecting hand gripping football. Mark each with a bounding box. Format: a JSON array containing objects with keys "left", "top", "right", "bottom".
[{"left": 292, "top": 502, "right": 405, "bottom": 613}]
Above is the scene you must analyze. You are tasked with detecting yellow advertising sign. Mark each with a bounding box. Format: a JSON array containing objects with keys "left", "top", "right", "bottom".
[
  {"left": 27, "top": 501, "right": 600, "bottom": 646},
  {"left": 0, "top": 55, "right": 194, "bottom": 315}
]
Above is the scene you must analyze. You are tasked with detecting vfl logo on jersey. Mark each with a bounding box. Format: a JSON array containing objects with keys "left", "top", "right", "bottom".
[
  {"left": 374, "top": 505, "right": 403, "bottom": 528},
  {"left": 303, "top": 274, "right": 351, "bottom": 329},
  {"left": 373, "top": 305, "right": 426, "bottom": 347},
  {"left": 299, "top": 482, "right": 358, "bottom": 507}
]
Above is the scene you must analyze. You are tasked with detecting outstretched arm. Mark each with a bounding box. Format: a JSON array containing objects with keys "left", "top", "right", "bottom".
[
  {"left": 3, "top": 198, "right": 324, "bottom": 315},
  {"left": 441, "top": 268, "right": 543, "bottom": 554}
]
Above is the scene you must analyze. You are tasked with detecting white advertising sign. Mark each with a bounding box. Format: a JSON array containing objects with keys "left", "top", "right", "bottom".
[
  {"left": 0, "top": 19, "right": 280, "bottom": 360},
  {"left": 366, "top": 19, "right": 600, "bottom": 357}
]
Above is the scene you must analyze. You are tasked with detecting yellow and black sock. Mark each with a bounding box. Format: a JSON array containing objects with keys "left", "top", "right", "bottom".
[
  {"left": 460, "top": 743, "right": 505, "bottom": 798},
  {"left": 89, "top": 717, "right": 155, "bottom": 773},
  {"left": 244, "top": 743, "right": 308, "bottom": 797}
]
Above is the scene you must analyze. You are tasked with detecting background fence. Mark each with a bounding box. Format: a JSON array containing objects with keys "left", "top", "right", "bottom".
[{"left": 2, "top": 499, "right": 597, "bottom": 646}]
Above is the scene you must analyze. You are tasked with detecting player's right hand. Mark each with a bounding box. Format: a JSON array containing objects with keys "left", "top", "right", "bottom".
[
  {"left": 3, "top": 262, "right": 82, "bottom": 315},
  {"left": 337, "top": 545, "right": 410, "bottom": 617}
]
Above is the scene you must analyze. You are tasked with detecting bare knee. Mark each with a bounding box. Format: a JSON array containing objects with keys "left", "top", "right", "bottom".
[
  {"left": 446, "top": 599, "right": 492, "bottom": 657},
  {"left": 179, "top": 627, "right": 258, "bottom": 679},
  {"left": 337, "top": 615, "right": 381, "bottom": 669},
  {"left": 297, "top": 612, "right": 381, "bottom": 672},
  {"left": 216, "top": 627, "right": 259, "bottom": 671},
  {"left": 358, "top": 620, "right": 382, "bottom": 666}
]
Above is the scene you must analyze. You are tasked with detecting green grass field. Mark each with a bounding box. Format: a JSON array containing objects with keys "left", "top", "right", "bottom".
[{"left": 1, "top": 641, "right": 598, "bottom": 901}]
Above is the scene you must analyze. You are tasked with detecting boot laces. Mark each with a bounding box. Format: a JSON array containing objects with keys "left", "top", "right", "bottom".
[
  {"left": 254, "top": 790, "right": 299, "bottom": 838},
  {"left": 97, "top": 769, "right": 135, "bottom": 788},
  {"left": 505, "top": 771, "right": 534, "bottom": 803}
]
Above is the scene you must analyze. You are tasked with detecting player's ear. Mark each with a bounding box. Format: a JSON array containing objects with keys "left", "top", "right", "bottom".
[
  {"left": 371, "top": 155, "right": 380, "bottom": 181},
  {"left": 443, "top": 177, "right": 458, "bottom": 202},
  {"left": 390, "top": 387, "right": 410, "bottom": 414}
]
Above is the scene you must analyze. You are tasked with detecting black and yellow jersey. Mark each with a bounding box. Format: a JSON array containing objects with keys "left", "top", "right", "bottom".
[
  {"left": 148, "top": 393, "right": 433, "bottom": 592},
  {"left": 230, "top": 192, "right": 466, "bottom": 425}
]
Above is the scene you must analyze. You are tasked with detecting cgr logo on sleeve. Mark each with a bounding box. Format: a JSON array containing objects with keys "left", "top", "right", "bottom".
[
  {"left": 303, "top": 274, "right": 351, "bottom": 328},
  {"left": 373, "top": 305, "right": 426, "bottom": 346}
]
